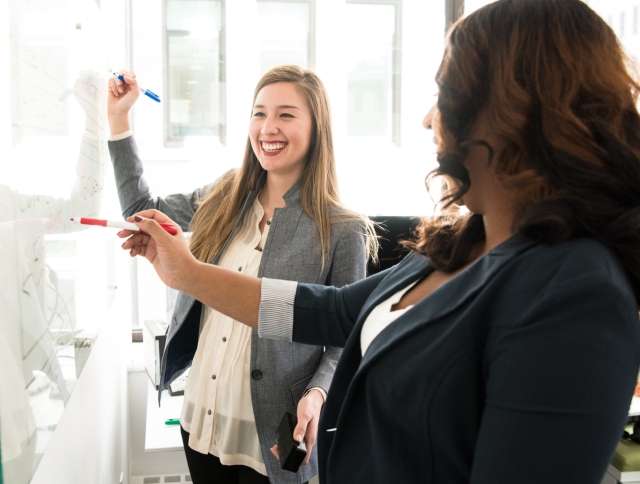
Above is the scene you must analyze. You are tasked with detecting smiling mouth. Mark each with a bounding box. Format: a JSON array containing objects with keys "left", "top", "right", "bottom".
[{"left": 260, "top": 141, "right": 287, "bottom": 154}]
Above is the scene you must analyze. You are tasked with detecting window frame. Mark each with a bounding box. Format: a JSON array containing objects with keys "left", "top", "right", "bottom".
[
  {"left": 161, "top": 0, "right": 227, "bottom": 147},
  {"left": 346, "top": 0, "right": 403, "bottom": 145}
]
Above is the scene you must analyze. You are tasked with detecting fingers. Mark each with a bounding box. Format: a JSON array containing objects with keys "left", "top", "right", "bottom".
[
  {"left": 130, "top": 214, "right": 174, "bottom": 242},
  {"left": 120, "top": 232, "right": 149, "bottom": 250},
  {"left": 293, "top": 418, "right": 308, "bottom": 444},
  {"left": 120, "top": 69, "right": 137, "bottom": 81},
  {"left": 127, "top": 209, "right": 176, "bottom": 225},
  {"left": 129, "top": 244, "right": 146, "bottom": 258},
  {"left": 110, "top": 70, "right": 139, "bottom": 97},
  {"left": 122, "top": 71, "right": 138, "bottom": 89},
  {"left": 121, "top": 232, "right": 150, "bottom": 259},
  {"left": 295, "top": 394, "right": 322, "bottom": 465},
  {"left": 112, "top": 74, "right": 126, "bottom": 95},
  {"left": 270, "top": 444, "right": 280, "bottom": 460},
  {"left": 303, "top": 422, "right": 317, "bottom": 464},
  {"left": 116, "top": 229, "right": 136, "bottom": 239},
  {"left": 108, "top": 78, "right": 119, "bottom": 98}
]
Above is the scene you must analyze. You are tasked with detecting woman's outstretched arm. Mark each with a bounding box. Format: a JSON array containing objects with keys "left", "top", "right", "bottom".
[{"left": 121, "top": 209, "right": 391, "bottom": 347}]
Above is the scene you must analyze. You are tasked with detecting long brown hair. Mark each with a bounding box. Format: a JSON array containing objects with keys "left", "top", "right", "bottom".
[
  {"left": 409, "top": 0, "right": 640, "bottom": 303},
  {"left": 190, "top": 65, "right": 377, "bottom": 267}
]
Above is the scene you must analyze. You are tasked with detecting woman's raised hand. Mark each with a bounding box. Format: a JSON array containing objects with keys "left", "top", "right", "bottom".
[
  {"left": 118, "top": 209, "right": 197, "bottom": 291},
  {"left": 107, "top": 70, "right": 139, "bottom": 134}
]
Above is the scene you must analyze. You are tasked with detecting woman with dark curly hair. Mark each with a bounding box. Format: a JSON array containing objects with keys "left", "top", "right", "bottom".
[{"left": 119, "top": 0, "right": 640, "bottom": 482}]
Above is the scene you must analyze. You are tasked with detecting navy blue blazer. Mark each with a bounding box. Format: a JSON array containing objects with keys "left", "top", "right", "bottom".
[{"left": 290, "top": 235, "right": 640, "bottom": 484}]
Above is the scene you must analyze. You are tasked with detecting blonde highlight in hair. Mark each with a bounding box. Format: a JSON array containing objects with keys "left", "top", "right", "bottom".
[{"left": 190, "top": 65, "right": 378, "bottom": 266}]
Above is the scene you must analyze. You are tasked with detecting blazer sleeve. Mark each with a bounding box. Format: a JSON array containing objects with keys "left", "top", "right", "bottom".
[
  {"left": 108, "top": 136, "right": 212, "bottom": 230},
  {"left": 259, "top": 265, "right": 393, "bottom": 348},
  {"left": 470, "top": 271, "right": 640, "bottom": 484},
  {"left": 305, "top": 220, "right": 369, "bottom": 394}
]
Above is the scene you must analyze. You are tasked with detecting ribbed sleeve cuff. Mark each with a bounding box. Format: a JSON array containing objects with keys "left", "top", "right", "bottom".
[{"left": 258, "top": 278, "right": 297, "bottom": 342}]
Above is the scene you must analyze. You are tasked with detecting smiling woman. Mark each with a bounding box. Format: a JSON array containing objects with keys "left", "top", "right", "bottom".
[{"left": 107, "top": 64, "right": 377, "bottom": 484}]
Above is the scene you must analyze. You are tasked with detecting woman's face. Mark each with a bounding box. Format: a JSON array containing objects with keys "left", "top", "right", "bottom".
[{"left": 249, "top": 82, "right": 313, "bottom": 179}]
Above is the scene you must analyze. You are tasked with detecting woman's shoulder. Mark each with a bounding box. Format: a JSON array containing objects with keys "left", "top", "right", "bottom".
[
  {"left": 518, "top": 236, "right": 631, "bottom": 293},
  {"left": 328, "top": 206, "right": 369, "bottom": 235},
  {"left": 531, "top": 237, "right": 618, "bottom": 270}
]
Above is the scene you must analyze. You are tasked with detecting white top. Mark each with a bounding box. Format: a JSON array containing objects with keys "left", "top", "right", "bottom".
[
  {"left": 258, "top": 279, "right": 421, "bottom": 357},
  {"left": 360, "top": 282, "right": 417, "bottom": 355},
  {"left": 180, "top": 199, "right": 269, "bottom": 475}
]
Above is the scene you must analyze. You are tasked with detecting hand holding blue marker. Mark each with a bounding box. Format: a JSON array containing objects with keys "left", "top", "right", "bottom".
[{"left": 112, "top": 71, "right": 161, "bottom": 103}]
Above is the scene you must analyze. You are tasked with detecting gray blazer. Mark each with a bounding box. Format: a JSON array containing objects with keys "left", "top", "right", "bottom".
[{"left": 108, "top": 137, "right": 368, "bottom": 484}]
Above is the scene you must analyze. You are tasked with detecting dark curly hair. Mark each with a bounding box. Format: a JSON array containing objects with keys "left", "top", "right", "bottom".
[{"left": 407, "top": 0, "right": 640, "bottom": 305}]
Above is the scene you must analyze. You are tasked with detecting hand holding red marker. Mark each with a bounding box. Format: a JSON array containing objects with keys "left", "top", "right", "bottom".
[{"left": 118, "top": 209, "right": 199, "bottom": 291}]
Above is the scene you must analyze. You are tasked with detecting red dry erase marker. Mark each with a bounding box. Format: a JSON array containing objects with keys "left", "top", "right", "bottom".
[{"left": 69, "top": 217, "right": 178, "bottom": 235}]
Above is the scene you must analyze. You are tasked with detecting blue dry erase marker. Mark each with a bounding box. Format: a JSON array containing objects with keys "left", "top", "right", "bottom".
[{"left": 112, "top": 71, "right": 161, "bottom": 103}]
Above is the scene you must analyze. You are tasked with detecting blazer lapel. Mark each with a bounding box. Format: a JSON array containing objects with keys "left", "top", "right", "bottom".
[
  {"left": 320, "top": 254, "right": 431, "bottom": 425},
  {"left": 262, "top": 205, "right": 303, "bottom": 256},
  {"left": 356, "top": 234, "right": 536, "bottom": 375},
  {"left": 356, "top": 252, "right": 433, "bottom": 325}
]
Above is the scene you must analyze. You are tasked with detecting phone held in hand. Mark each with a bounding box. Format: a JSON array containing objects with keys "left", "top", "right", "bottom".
[{"left": 277, "top": 412, "right": 307, "bottom": 472}]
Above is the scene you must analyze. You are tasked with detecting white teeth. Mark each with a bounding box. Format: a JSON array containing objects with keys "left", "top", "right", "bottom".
[{"left": 261, "top": 142, "right": 286, "bottom": 152}]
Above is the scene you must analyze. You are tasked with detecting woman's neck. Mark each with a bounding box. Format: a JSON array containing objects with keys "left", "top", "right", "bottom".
[
  {"left": 259, "top": 173, "right": 300, "bottom": 214},
  {"left": 479, "top": 207, "right": 515, "bottom": 256}
]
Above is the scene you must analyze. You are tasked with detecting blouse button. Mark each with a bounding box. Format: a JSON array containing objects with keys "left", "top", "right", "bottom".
[
  {"left": 238, "top": 266, "right": 243, "bottom": 272},
  {"left": 207, "top": 409, "right": 212, "bottom": 415},
  {"left": 251, "top": 369, "right": 263, "bottom": 380},
  {"left": 222, "top": 337, "right": 227, "bottom": 342},
  {"left": 211, "top": 374, "right": 216, "bottom": 380}
]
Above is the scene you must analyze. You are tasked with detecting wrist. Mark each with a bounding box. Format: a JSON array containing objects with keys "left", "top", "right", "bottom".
[
  {"left": 108, "top": 114, "right": 130, "bottom": 136},
  {"left": 304, "top": 387, "right": 326, "bottom": 406},
  {"left": 180, "top": 257, "right": 205, "bottom": 295}
]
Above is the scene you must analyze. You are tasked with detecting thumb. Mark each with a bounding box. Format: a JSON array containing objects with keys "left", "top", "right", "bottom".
[
  {"left": 134, "top": 215, "right": 170, "bottom": 241},
  {"left": 293, "top": 416, "right": 308, "bottom": 443}
]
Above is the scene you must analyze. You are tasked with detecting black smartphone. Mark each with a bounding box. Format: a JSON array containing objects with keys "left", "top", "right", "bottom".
[{"left": 277, "top": 412, "right": 307, "bottom": 472}]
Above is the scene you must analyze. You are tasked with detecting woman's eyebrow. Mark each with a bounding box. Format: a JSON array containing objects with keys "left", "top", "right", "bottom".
[{"left": 253, "top": 104, "right": 301, "bottom": 110}]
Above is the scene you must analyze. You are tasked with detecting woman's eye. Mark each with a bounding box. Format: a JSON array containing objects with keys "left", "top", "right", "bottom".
[
  {"left": 253, "top": 112, "right": 265, "bottom": 117},
  {"left": 280, "top": 113, "right": 294, "bottom": 119}
]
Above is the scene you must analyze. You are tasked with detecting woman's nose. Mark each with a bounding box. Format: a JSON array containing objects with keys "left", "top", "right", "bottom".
[
  {"left": 260, "top": 115, "right": 279, "bottom": 134},
  {"left": 423, "top": 105, "right": 436, "bottom": 129}
]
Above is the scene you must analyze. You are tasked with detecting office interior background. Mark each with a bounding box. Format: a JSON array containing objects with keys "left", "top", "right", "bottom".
[{"left": 0, "top": 0, "right": 638, "bottom": 483}]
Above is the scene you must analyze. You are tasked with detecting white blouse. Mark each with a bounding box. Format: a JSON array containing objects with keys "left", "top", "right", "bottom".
[
  {"left": 180, "top": 199, "right": 269, "bottom": 475},
  {"left": 359, "top": 281, "right": 417, "bottom": 355}
]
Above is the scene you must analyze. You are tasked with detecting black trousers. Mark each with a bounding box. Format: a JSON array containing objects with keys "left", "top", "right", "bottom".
[{"left": 180, "top": 426, "right": 271, "bottom": 484}]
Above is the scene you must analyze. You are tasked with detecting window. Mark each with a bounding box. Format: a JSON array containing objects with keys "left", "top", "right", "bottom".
[
  {"left": 257, "top": 0, "right": 314, "bottom": 72},
  {"left": 334, "top": 1, "right": 443, "bottom": 216},
  {"left": 587, "top": 1, "right": 640, "bottom": 61},
  {"left": 463, "top": 0, "right": 492, "bottom": 15},
  {"left": 164, "top": 0, "right": 226, "bottom": 145},
  {"left": 346, "top": 0, "right": 401, "bottom": 143}
]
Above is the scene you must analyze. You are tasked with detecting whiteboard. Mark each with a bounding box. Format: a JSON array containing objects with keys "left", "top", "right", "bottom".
[{"left": 0, "top": 1, "right": 115, "bottom": 483}]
